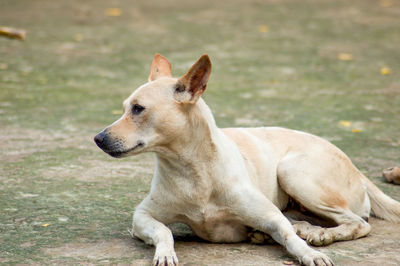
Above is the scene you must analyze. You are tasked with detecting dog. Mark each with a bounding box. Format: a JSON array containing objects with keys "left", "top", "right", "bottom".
[{"left": 94, "top": 54, "right": 400, "bottom": 266}]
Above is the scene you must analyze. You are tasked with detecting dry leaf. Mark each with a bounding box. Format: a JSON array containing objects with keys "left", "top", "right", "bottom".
[
  {"left": 338, "top": 53, "right": 353, "bottom": 61},
  {"left": 0, "top": 63, "right": 8, "bottom": 70},
  {"left": 380, "top": 0, "right": 394, "bottom": 7},
  {"left": 380, "top": 67, "right": 391, "bottom": 75},
  {"left": 0, "top": 26, "right": 26, "bottom": 40},
  {"left": 258, "top": 25, "right": 269, "bottom": 33},
  {"left": 339, "top": 120, "right": 352, "bottom": 127},
  {"left": 42, "top": 223, "right": 51, "bottom": 227},
  {"left": 351, "top": 129, "right": 362, "bottom": 133},
  {"left": 74, "top": 33, "right": 83, "bottom": 42},
  {"left": 106, "top": 8, "right": 122, "bottom": 17}
]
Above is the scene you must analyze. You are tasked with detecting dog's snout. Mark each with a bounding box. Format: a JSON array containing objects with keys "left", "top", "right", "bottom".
[{"left": 94, "top": 131, "right": 107, "bottom": 147}]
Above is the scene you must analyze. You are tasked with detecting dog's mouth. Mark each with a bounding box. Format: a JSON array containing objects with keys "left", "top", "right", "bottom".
[{"left": 106, "top": 142, "right": 145, "bottom": 158}]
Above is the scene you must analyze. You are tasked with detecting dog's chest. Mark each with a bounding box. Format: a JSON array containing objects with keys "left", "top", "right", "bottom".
[{"left": 180, "top": 204, "right": 248, "bottom": 243}]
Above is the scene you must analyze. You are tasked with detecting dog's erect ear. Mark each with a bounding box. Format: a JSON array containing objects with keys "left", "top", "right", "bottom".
[
  {"left": 175, "top": 54, "right": 212, "bottom": 103},
  {"left": 148, "top": 53, "right": 172, "bottom": 82}
]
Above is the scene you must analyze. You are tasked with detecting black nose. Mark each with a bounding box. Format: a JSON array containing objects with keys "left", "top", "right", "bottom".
[{"left": 94, "top": 131, "right": 106, "bottom": 146}]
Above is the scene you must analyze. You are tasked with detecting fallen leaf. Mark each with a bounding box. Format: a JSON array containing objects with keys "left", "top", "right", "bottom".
[
  {"left": 380, "top": 0, "right": 394, "bottom": 7},
  {"left": 112, "top": 110, "right": 123, "bottom": 115},
  {"left": 0, "top": 63, "right": 8, "bottom": 70},
  {"left": 0, "top": 26, "right": 26, "bottom": 40},
  {"left": 338, "top": 53, "right": 353, "bottom": 61},
  {"left": 74, "top": 33, "right": 83, "bottom": 42},
  {"left": 380, "top": 67, "right": 391, "bottom": 75},
  {"left": 258, "top": 25, "right": 269, "bottom": 33},
  {"left": 339, "top": 120, "right": 352, "bottom": 127},
  {"left": 42, "top": 223, "right": 51, "bottom": 227},
  {"left": 351, "top": 129, "right": 362, "bottom": 133},
  {"left": 106, "top": 8, "right": 122, "bottom": 17}
]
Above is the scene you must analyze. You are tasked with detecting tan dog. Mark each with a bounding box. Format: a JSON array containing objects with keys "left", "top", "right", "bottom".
[{"left": 94, "top": 54, "right": 400, "bottom": 266}]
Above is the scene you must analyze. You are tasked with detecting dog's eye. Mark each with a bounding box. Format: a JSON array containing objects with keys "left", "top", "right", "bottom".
[{"left": 132, "top": 104, "right": 145, "bottom": 115}]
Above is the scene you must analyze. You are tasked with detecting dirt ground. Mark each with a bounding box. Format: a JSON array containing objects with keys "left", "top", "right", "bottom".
[
  {"left": 43, "top": 218, "right": 400, "bottom": 266},
  {"left": 1, "top": 0, "right": 400, "bottom": 265}
]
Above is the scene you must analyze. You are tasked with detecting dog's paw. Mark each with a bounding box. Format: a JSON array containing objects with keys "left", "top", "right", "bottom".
[
  {"left": 153, "top": 250, "right": 178, "bottom": 266},
  {"left": 301, "top": 250, "right": 334, "bottom": 266},
  {"left": 248, "top": 230, "right": 276, "bottom": 244},
  {"left": 306, "top": 229, "right": 334, "bottom": 246}
]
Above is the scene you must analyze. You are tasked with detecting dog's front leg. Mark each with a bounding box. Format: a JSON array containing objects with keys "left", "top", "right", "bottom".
[
  {"left": 235, "top": 190, "right": 334, "bottom": 266},
  {"left": 132, "top": 207, "right": 178, "bottom": 266}
]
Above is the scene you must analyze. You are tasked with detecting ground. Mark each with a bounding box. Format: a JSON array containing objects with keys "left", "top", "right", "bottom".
[{"left": 0, "top": 0, "right": 399, "bottom": 265}]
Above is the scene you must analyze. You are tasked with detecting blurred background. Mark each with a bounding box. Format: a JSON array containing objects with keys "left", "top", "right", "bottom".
[{"left": 1, "top": 0, "right": 399, "bottom": 264}]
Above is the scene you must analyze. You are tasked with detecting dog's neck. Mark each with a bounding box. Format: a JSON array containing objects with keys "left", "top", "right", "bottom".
[
  {"left": 150, "top": 98, "right": 249, "bottom": 205},
  {"left": 153, "top": 98, "right": 233, "bottom": 182},
  {"left": 155, "top": 99, "right": 218, "bottom": 164}
]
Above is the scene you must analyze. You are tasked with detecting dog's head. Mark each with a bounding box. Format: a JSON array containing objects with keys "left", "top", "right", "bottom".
[{"left": 94, "top": 54, "right": 212, "bottom": 158}]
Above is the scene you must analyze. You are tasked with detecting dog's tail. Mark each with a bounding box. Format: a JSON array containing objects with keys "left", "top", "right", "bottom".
[{"left": 362, "top": 175, "right": 400, "bottom": 222}]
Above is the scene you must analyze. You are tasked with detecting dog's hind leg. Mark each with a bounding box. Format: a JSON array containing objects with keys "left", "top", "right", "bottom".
[
  {"left": 233, "top": 188, "right": 333, "bottom": 265},
  {"left": 290, "top": 210, "right": 371, "bottom": 246},
  {"left": 277, "top": 152, "right": 372, "bottom": 246}
]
